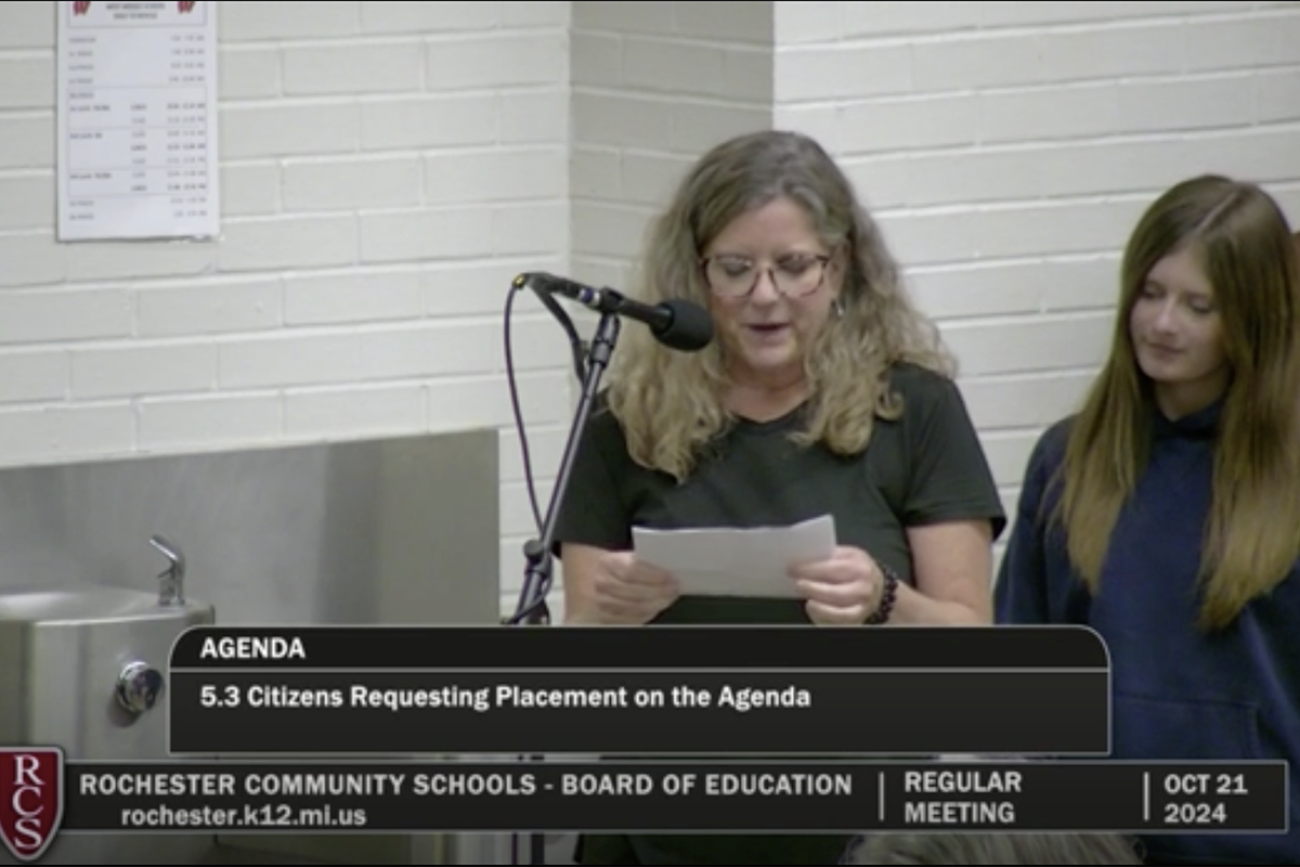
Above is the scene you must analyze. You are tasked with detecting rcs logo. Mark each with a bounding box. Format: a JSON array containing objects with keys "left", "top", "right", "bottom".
[
  {"left": 72, "top": 1, "right": 91, "bottom": 14},
  {"left": 178, "top": 1, "right": 197, "bottom": 11},
  {"left": 0, "top": 748, "right": 64, "bottom": 863}
]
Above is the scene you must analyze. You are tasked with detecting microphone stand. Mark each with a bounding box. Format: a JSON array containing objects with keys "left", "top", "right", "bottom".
[
  {"left": 504, "top": 309, "right": 622, "bottom": 864},
  {"left": 509, "top": 308, "right": 621, "bottom": 626}
]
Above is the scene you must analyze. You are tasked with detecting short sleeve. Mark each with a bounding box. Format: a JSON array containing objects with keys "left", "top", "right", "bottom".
[
  {"left": 901, "top": 373, "right": 1008, "bottom": 542},
  {"left": 551, "top": 405, "right": 635, "bottom": 553}
]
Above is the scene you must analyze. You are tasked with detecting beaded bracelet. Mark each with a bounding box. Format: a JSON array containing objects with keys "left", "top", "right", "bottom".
[{"left": 865, "top": 563, "right": 899, "bottom": 625}]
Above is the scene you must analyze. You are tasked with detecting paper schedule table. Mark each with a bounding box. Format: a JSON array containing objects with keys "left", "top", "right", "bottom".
[{"left": 57, "top": 0, "right": 220, "bottom": 241}]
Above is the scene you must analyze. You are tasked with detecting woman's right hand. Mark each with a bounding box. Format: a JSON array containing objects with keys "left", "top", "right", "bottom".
[{"left": 567, "top": 548, "right": 681, "bottom": 625}]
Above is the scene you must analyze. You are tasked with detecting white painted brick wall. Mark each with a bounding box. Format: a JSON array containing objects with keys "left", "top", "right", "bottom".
[
  {"left": 772, "top": 0, "right": 1300, "bottom": 568},
  {"left": 0, "top": 0, "right": 572, "bottom": 619},
  {"left": 570, "top": 1, "right": 774, "bottom": 291},
  {"left": 2, "top": 0, "right": 1297, "bottom": 623},
  {"left": 564, "top": 0, "right": 1299, "bottom": 584}
]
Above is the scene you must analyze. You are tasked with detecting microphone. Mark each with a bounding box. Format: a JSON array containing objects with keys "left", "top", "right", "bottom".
[{"left": 515, "top": 272, "right": 713, "bottom": 352}]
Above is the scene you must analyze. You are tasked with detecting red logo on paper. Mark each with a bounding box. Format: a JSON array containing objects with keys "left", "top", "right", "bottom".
[
  {"left": 0, "top": 748, "right": 64, "bottom": 863},
  {"left": 72, "top": 1, "right": 91, "bottom": 14},
  {"left": 178, "top": 1, "right": 196, "bottom": 11}
]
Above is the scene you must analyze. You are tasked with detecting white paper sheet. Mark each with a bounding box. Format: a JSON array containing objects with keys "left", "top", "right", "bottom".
[
  {"left": 57, "top": 0, "right": 220, "bottom": 240},
  {"left": 631, "top": 515, "right": 837, "bottom": 599}
]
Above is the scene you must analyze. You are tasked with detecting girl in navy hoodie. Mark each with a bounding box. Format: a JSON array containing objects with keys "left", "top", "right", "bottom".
[{"left": 995, "top": 174, "right": 1300, "bottom": 866}]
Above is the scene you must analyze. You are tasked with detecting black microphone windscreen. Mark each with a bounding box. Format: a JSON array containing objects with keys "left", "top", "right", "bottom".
[{"left": 658, "top": 299, "right": 714, "bottom": 352}]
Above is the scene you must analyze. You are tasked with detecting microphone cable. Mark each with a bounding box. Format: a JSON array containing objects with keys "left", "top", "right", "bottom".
[
  {"left": 501, "top": 275, "right": 589, "bottom": 864},
  {"left": 502, "top": 275, "right": 588, "bottom": 597}
]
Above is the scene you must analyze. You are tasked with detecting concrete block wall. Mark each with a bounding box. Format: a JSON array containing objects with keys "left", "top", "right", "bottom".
[
  {"left": 0, "top": 0, "right": 574, "bottom": 617},
  {"left": 569, "top": 1, "right": 773, "bottom": 291},
  {"left": 0, "top": 0, "right": 1296, "bottom": 620},
  {"left": 771, "top": 0, "right": 1300, "bottom": 561}
]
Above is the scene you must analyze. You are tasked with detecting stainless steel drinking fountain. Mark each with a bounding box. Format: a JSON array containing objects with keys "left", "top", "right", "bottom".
[
  {"left": 0, "top": 429, "right": 506, "bottom": 865},
  {"left": 0, "top": 535, "right": 217, "bottom": 865}
]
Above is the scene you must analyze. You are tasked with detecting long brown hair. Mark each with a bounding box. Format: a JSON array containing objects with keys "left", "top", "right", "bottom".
[
  {"left": 1056, "top": 175, "right": 1300, "bottom": 630},
  {"left": 606, "top": 130, "right": 951, "bottom": 480}
]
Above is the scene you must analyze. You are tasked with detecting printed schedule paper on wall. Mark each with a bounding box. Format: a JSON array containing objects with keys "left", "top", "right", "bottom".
[{"left": 56, "top": 0, "right": 219, "bottom": 241}]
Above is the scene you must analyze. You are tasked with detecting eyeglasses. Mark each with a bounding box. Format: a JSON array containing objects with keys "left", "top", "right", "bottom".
[{"left": 700, "top": 253, "right": 831, "bottom": 299}]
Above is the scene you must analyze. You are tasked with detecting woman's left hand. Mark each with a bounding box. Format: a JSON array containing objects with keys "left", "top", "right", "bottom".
[{"left": 790, "top": 545, "right": 885, "bottom": 625}]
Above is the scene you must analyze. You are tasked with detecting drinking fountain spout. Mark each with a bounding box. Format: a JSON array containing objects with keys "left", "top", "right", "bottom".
[{"left": 149, "top": 534, "right": 186, "bottom": 606}]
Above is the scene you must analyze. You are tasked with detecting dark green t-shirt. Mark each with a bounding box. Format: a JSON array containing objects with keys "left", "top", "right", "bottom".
[
  {"left": 557, "top": 362, "right": 1005, "bottom": 621},
  {"left": 553, "top": 362, "right": 1006, "bottom": 864}
]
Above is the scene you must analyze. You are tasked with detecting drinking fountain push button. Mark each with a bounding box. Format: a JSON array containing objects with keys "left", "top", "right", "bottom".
[{"left": 116, "top": 660, "right": 164, "bottom": 714}]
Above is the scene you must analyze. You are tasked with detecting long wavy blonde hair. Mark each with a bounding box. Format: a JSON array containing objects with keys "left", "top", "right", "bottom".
[
  {"left": 1055, "top": 175, "right": 1300, "bottom": 630},
  {"left": 605, "top": 130, "right": 952, "bottom": 481}
]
